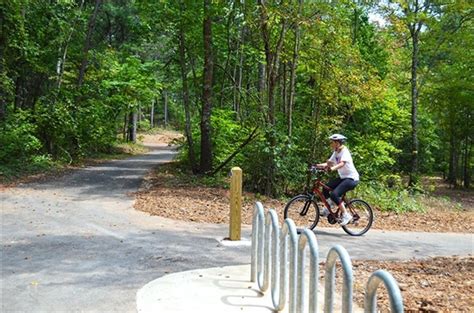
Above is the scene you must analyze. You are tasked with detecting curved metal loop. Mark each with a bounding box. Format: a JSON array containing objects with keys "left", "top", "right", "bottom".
[
  {"left": 274, "top": 218, "right": 299, "bottom": 312},
  {"left": 324, "top": 245, "right": 353, "bottom": 313},
  {"left": 257, "top": 209, "right": 280, "bottom": 292},
  {"left": 364, "top": 270, "right": 404, "bottom": 313},
  {"left": 297, "top": 228, "right": 320, "bottom": 313},
  {"left": 251, "top": 202, "right": 265, "bottom": 283},
  {"left": 266, "top": 210, "right": 281, "bottom": 306},
  {"left": 251, "top": 203, "right": 403, "bottom": 313}
]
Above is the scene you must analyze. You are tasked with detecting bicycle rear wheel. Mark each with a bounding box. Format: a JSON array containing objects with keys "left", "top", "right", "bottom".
[
  {"left": 342, "top": 199, "right": 373, "bottom": 236},
  {"left": 283, "top": 194, "right": 320, "bottom": 231}
]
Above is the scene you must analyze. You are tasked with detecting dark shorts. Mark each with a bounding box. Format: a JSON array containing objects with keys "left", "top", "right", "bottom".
[{"left": 322, "top": 178, "right": 359, "bottom": 205}]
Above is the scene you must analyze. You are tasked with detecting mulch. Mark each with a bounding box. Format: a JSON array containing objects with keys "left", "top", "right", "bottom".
[{"left": 133, "top": 163, "right": 474, "bottom": 312}]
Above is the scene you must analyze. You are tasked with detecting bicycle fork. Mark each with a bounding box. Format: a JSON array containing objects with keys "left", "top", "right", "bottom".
[{"left": 299, "top": 194, "right": 314, "bottom": 216}]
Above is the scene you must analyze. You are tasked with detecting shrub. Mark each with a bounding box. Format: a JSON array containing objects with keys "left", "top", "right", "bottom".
[
  {"left": 352, "top": 180, "right": 426, "bottom": 213},
  {"left": 0, "top": 110, "right": 42, "bottom": 165}
]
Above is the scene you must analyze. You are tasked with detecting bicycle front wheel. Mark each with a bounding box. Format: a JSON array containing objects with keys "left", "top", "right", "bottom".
[
  {"left": 342, "top": 199, "right": 373, "bottom": 236},
  {"left": 283, "top": 194, "right": 320, "bottom": 231}
]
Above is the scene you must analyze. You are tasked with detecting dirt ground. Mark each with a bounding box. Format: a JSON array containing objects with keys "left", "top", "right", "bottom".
[
  {"left": 134, "top": 141, "right": 473, "bottom": 312},
  {"left": 140, "top": 130, "right": 184, "bottom": 145},
  {"left": 333, "top": 256, "right": 474, "bottom": 312},
  {"left": 134, "top": 165, "right": 473, "bottom": 311},
  {"left": 135, "top": 163, "right": 473, "bottom": 233},
  {"left": 4, "top": 131, "right": 470, "bottom": 311}
]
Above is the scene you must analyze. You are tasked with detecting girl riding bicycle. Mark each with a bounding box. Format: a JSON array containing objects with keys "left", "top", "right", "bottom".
[{"left": 315, "top": 134, "right": 359, "bottom": 226}]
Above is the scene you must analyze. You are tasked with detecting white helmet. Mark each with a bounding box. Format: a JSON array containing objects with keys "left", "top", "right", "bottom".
[{"left": 328, "top": 134, "right": 347, "bottom": 142}]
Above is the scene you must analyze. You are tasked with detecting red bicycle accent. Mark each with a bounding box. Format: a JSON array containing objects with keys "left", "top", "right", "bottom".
[{"left": 283, "top": 168, "right": 374, "bottom": 236}]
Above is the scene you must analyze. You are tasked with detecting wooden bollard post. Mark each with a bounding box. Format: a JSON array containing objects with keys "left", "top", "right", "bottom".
[{"left": 229, "top": 167, "right": 242, "bottom": 241}]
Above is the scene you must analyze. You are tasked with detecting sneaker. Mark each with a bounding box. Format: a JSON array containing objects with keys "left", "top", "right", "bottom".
[
  {"left": 339, "top": 212, "right": 352, "bottom": 226},
  {"left": 320, "top": 207, "right": 330, "bottom": 217}
]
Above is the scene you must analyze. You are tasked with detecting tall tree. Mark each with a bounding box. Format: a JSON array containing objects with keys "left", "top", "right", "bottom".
[
  {"left": 258, "top": 0, "right": 288, "bottom": 195},
  {"left": 77, "top": 0, "right": 102, "bottom": 87},
  {"left": 383, "top": 0, "right": 436, "bottom": 186},
  {"left": 200, "top": 0, "right": 214, "bottom": 173},
  {"left": 426, "top": 5, "right": 473, "bottom": 187},
  {"left": 178, "top": 17, "right": 198, "bottom": 173},
  {"left": 287, "top": 0, "right": 303, "bottom": 137},
  {"left": 57, "top": 0, "right": 85, "bottom": 89}
]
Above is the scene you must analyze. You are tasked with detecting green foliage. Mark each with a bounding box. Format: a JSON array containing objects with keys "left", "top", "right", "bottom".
[
  {"left": 0, "top": 110, "right": 54, "bottom": 179},
  {"left": 1, "top": 0, "right": 471, "bottom": 208},
  {"left": 242, "top": 129, "right": 308, "bottom": 196},
  {"left": 138, "top": 119, "right": 151, "bottom": 131},
  {"left": 210, "top": 109, "right": 245, "bottom": 166},
  {"left": 0, "top": 111, "right": 42, "bottom": 164},
  {"left": 354, "top": 11, "right": 389, "bottom": 78},
  {"left": 353, "top": 180, "right": 426, "bottom": 213}
]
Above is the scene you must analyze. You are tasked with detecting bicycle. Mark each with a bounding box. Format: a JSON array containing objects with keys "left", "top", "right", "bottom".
[{"left": 283, "top": 167, "right": 373, "bottom": 236}]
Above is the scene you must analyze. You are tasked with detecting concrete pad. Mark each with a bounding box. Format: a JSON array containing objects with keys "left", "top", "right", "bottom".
[
  {"left": 216, "top": 237, "right": 252, "bottom": 247},
  {"left": 136, "top": 265, "right": 363, "bottom": 313},
  {"left": 137, "top": 265, "right": 274, "bottom": 312}
]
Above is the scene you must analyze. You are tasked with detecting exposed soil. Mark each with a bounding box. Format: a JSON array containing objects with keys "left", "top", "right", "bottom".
[
  {"left": 134, "top": 163, "right": 473, "bottom": 233},
  {"left": 330, "top": 256, "right": 474, "bottom": 312},
  {"left": 134, "top": 163, "right": 474, "bottom": 311},
  {"left": 139, "top": 129, "right": 184, "bottom": 145}
]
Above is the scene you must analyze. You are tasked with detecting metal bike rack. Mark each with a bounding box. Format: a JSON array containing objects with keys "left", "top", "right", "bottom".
[
  {"left": 250, "top": 202, "right": 264, "bottom": 283},
  {"left": 324, "top": 245, "right": 353, "bottom": 313},
  {"left": 250, "top": 201, "right": 404, "bottom": 312},
  {"left": 365, "top": 270, "right": 404, "bottom": 313},
  {"left": 297, "top": 228, "right": 320, "bottom": 313},
  {"left": 276, "top": 218, "right": 298, "bottom": 312}
]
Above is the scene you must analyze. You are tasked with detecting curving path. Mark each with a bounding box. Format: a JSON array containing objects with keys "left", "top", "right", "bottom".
[{"left": 1, "top": 144, "right": 472, "bottom": 312}]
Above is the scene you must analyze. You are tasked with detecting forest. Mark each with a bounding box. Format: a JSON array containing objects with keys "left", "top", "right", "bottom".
[{"left": 1, "top": 0, "right": 472, "bottom": 207}]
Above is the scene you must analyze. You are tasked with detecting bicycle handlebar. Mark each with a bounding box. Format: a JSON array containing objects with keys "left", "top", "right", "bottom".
[{"left": 308, "top": 165, "right": 327, "bottom": 174}]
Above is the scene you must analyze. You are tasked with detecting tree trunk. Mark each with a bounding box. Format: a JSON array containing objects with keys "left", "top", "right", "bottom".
[
  {"left": 150, "top": 99, "right": 154, "bottom": 128},
  {"left": 258, "top": 62, "right": 266, "bottom": 118},
  {"left": 448, "top": 131, "right": 458, "bottom": 187},
  {"left": 288, "top": 1, "right": 302, "bottom": 138},
  {"left": 200, "top": 0, "right": 214, "bottom": 174},
  {"left": 234, "top": 0, "right": 247, "bottom": 120},
  {"left": 352, "top": 7, "right": 359, "bottom": 45},
  {"left": 281, "top": 62, "right": 287, "bottom": 115},
  {"left": 408, "top": 20, "right": 422, "bottom": 187},
  {"left": 77, "top": 0, "right": 102, "bottom": 87},
  {"left": 232, "top": 61, "right": 238, "bottom": 115},
  {"left": 128, "top": 111, "right": 137, "bottom": 143},
  {"left": 163, "top": 90, "right": 168, "bottom": 127},
  {"left": 259, "top": 0, "right": 287, "bottom": 196},
  {"left": 178, "top": 16, "right": 198, "bottom": 173},
  {"left": 57, "top": 0, "right": 85, "bottom": 89},
  {"left": 219, "top": 2, "right": 236, "bottom": 108},
  {"left": 123, "top": 113, "right": 128, "bottom": 141},
  {"left": 463, "top": 136, "right": 471, "bottom": 188},
  {"left": 232, "top": 25, "right": 244, "bottom": 119}
]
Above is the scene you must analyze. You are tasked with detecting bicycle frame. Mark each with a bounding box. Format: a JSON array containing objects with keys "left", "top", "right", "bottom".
[
  {"left": 284, "top": 169, "right": 373, "bottom": 235},
  {"left": 310, "top": 177, "right": 348, "bottom": 217}
]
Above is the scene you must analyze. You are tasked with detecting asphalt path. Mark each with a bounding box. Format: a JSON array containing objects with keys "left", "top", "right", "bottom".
[{"left": 1, "top": 144, "right": 472, "bottom": 312}]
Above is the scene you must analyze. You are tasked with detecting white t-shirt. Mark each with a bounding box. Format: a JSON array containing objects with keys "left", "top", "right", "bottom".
[{"left": 329, "top": 146, "right": 359, "bottom": 181}]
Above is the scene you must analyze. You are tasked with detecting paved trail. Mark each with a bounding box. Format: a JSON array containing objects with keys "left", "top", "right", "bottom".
[{"left": 1, "top": 144, "right": 472, "bottom": 312}]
